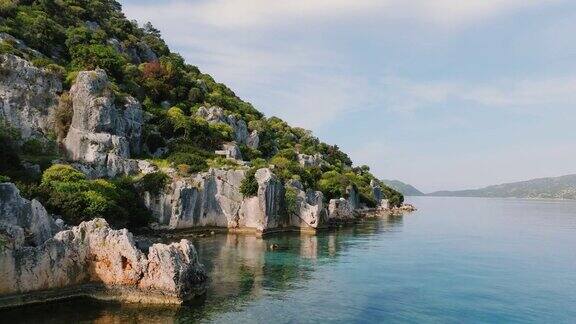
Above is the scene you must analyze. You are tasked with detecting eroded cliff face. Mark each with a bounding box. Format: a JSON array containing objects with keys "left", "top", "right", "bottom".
[
  {"left": 371, "top": 180, "right": 383, "bottom": 205},
  {"left": 0, "top": 183, "right": 60, "bottom": 247},
  {"left": 0, "top": 183, "right": 207, "bottom": 307},
  {"left": 144, "top": 168, "right": 246, "bottom": 229},
  {"left": 0, "top": 57, "right": 386, "bottom": 237},
  {"left": 286, "top": 180, "right": 326, "bottom": 230},
  {"left": 0, "top": 54, "right": 62, "bottom": 139},
  {"left": 63, "top": 69, "right": 153, "bottom": 178},
  {"left": 238, "top": 168, "right": 286, "bottom": 232},
  {"left": 328, "top": 198, "right": 356, "bottom": 222},
  {"left": 145, "top": 168, "right": 287, "bottom": 232}
]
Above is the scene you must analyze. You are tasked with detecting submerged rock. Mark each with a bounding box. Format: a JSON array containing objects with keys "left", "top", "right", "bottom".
[{"left": 0, "top": 184, "right": 207, "bottom": 308}]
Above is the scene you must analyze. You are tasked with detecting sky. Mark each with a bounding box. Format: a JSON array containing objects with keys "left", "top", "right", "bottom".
[{"left": 120, "top": 0, "right": 576, "bottom": 193}]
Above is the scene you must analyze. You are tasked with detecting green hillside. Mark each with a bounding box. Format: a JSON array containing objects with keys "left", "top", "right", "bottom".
[
  {"left": 0, "top": 0, "right": 403, "bottom": 228},
  {"left": 428, "top": 174, "right": 576, "bottom": 199},
  {"left": 383, "top": 179, "right": 424, "bottom": 196}
]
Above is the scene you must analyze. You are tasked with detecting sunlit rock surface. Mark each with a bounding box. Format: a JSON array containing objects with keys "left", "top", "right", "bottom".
[
  {"left": 63, "top": 69, "right": 151, "bottom": 178},
  {"left": 0, "top": 183, "right": 206, "bottom": 308},
  {"left": 0, "top": 54, "right": 61, "bottom": 139},
  {"left": 286, "top": 180, "right": 325, "bottom": 230}
]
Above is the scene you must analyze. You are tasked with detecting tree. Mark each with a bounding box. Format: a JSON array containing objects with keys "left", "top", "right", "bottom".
[{"left": 70, "top": 44, "right": 126, "bottom": 80}]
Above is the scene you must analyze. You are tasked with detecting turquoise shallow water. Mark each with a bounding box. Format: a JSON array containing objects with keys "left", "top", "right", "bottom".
[{"left": 2, "top": 196, "right": 576, "bottom": 323}]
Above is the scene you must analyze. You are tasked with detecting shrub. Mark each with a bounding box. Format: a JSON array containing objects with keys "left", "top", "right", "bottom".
[
  {"left": 42, "top": 164, "right": 86, "bottom": 185},
  {"left": 239, "top": 144, "right": 262, "bottom": 161},
  {"left": 70, "top": 44, "right": 126, "bottom": 80},
  {"left": 55, "top": 92, "right": 74, "bottom": 140},
  {"left": 285, "top": 185, "right": 299, "bottom": 216},
  {"left": 21, "top": 138, "right": 45, "bottom": 156},
  {"left": 208, "top": 157, "right": 240, "bottom": 170},
  {"left": 250, "top": 158, "right": 268, "bottom": 169},
  {"left": 240, "top": 168, "right": 259, "bottom": 197},
  {"left": 38, "top": 166, "right": 152, "bottom": 229},
  {"left": 136, "top": 171, "right": 169, "bottom": 195},
  {"left": 10, "top": 9, "right": 66, "bottom": 56},
  {"left": 0, "top": 0, "right": 17, "bottom": 16},
  {"left": 167, "top": 152, "right": 208, "bottom": 173},
  {"left": 318, "top": 171, "right": 349, "bottom": 200},
  {"left": 0, "top": 175, "right": 10, "bottom": 182}
]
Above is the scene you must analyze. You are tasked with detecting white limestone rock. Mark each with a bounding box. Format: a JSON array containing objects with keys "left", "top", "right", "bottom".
[
  {"left": 346, "top": 185, "right": 360, "bottom": 210},
  {"left": 238, "top": 168, "right": 285, "bottom": 232},
  {"left": 0, "top": 187, "right": 207, "bottom": 304},
  {"left": 0, "top": 183, "right": 57, "bottom": 246},
  {"left": 286, "top": 180, "right": 325, "bottom": 229},
  {"left": 145, "top": 168, "right": 287, "bottom": 233},
  {"left": 196, "top": 106, "right": 250, "bottom": 144},
  {"left": 0, "top": 54, "right": 61, "bottom": 139},
  {"left": 63, "top": 69, "right": 145, "bottom": 178},
  {"left": 144, "top": 169, "right": 247, "bottom": 229},
  {"left": 215, "top": 142, "right": 243, "bottom": 161},
  {"left": 107, "top": 38, "right": 157, "bottom": 64},
  {"left": 247, "top": 130, "right": 260, "bottom": 149},
  {"left": 328, "top": 198, "right": 356, "bottom": 221},
  {"left": 370, "top": 180, "right": 384, "bottom": 206},
  {"left": 297, "top": 153, "right": 325, "bottom": 168}
]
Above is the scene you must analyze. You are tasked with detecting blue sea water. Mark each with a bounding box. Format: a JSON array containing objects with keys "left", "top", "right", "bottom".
[{"left": 2, "top": 196, "right": 576, "bottom": 323}]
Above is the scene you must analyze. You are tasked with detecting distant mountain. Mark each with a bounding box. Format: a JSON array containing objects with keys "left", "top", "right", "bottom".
[
  {"left": 383, "top": 180, "right": 425, "bottom": 196},
  {"left": 427, "top": 174, "right": 576, "bottom": 199}
]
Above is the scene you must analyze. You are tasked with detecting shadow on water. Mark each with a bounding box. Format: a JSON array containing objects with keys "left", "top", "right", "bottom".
[{"left": 0, "top": 215, "right": 404, "bottom": 323}]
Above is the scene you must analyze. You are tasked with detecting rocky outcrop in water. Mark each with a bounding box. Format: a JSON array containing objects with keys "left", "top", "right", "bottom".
[
  {"left": 0, "top": 54, "right": 61, "bottom": 139},
  {"left": 63, "top": 69, "right": 153, "bottom": 178},
  {"left": 144, "top": 168, "right": 246, "bottom": 229},
  {"left": 0, "top": 183, "right": 206, "bottom": 308},
  {"left": 238, "top": 168, "right": 285, "bottom": 232},
  {"left": 286, "top": 180, "right": 325, "bottom": 230},
  {"left": 346, "top": 185, "right": 360, "bottom": 210},
  {"left": 145, "top": 168, "right": 287, "bottom": 233},
  {"left": 328, "top": 198, "right": 356, "bottom": 221}
]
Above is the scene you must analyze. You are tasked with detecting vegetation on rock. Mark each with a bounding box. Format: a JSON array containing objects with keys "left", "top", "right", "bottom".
[
  {"left": 24, "top": 164, "right": 152, "bottom": 229},
  {"left": 0, "top": 0, "right": 404, "bottom": 230}
]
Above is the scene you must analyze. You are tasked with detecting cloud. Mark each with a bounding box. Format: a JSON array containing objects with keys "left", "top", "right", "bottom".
[
  {"left": 256, "top": 73, "right": 376, "bottom": 129},
  {"left": 121, "top": 0, "right": 574, "bottom": 131},
  {"left": 124, "top": 0, "right": 559, "bottom": 30},
  {"left": 378, "top": 76, "right": 576, "bottom": 114}
]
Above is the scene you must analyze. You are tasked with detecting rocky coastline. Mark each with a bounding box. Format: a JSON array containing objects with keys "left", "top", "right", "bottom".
[{"left": 0, "top": 47, "right": 414, "bottom": 309}]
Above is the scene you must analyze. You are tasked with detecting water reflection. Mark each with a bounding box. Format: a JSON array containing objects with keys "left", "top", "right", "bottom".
[{"left": 0, "top": 214, "right": 404, "bottom": 323}]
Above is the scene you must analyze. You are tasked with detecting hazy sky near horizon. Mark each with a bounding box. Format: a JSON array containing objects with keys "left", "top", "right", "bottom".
[{"left": 121, "top": 0, "right": 576, "bottom": 192}]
